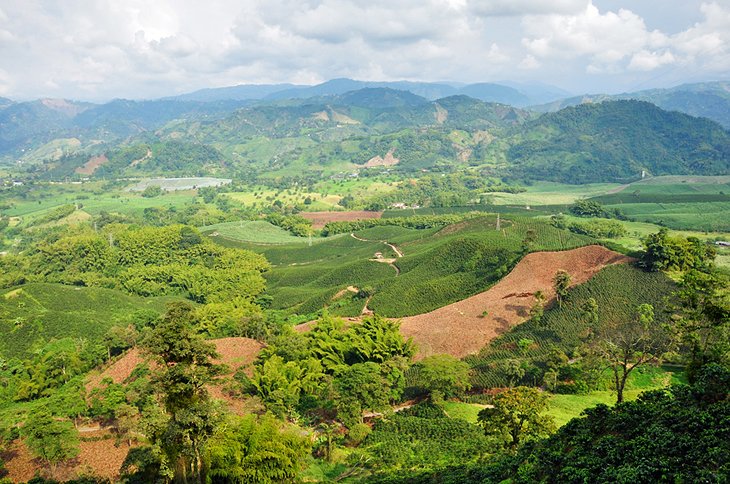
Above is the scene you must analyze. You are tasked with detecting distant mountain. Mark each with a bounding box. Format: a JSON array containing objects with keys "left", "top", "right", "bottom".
[
  {"left": 261, "top": 78, "right": 453, "bottom": 101},
  {"left": 0, "top": 99, "right": 90, "bottom": 154},
  {"left": 457, "top": 83, "right": 530, "bottom": 107},
  {"left": 74, "top": 99, "right": 250, "bottom": 137},
  {"left": 166, "top": 83, "right": 300, "bottom": 102},
  {"left": 0, "top": 97, "right": 14, "bottom": 109},
  {"left": 507, "top": 100, "right": 730, "bottom": 183},
  {"left": 530, "top": 81, "right": 730, "bottom": 128},
  {"left": 334, "top": 88, "right": 429, "bottom": 109},
  {"left": 6, "top": 87, "right": 725, "bottom": 185},
  {"left": 0, "top": 98, "right": 250, "bottom": 159},
  {"left": 167, "top": 78, "right": 569, "bottom": 107},
  {"left": 499, "top": 81, "right": 572, "bottom": 105}
]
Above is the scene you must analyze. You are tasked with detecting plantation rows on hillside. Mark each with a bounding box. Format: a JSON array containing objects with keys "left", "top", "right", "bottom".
[
  {"left": 245, "top": 215, "right": 595, "bottom": 317},
  {"left": 463, "top": 264, "right": 677, "bottom": 389}
]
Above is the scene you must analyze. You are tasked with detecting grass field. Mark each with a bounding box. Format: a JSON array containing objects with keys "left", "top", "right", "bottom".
[
  {"left": 604, "top": 201, "right": 730, "bottom": 232},
  {"left": 555, "top": 215, "right": 730, "bottom": 264},
  {"left": 545, "top": 365, "right": 687, "bottom": 426},
  {"left": 0, "top": 283, "right": 178, "bottom": 359},
  {"left": 224, "top": 188, "right": 343, "bottom": 211},
  {"left": 443, "top": 365, "right": 686, "bottom": 428},
  {"left": 485, "top": 181, "right": 622, "bottom": 206},
  {"left": 3, "top": 186, "right": 202, "bottom": 222},
  {"left": 127, "top": 177, "right": 231, "bottom": 191},
  {"left": 200, "top": 220, "right": 334, "bottom": 245}
]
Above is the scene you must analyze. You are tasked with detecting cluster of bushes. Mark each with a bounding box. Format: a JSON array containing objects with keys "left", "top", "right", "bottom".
[
  {"left": 265, "top": 213, "right": 314, "bottom": 237},
  {"left": 551, "top": 215, "right": 627, "bottom": 239},
  {"left": 640, "top": 228, "right": 717, "bottom": 272},
  {"left": 0, "top": 225, "right": 269, "bottom": 307},
  {"left": 322, "top": 213, "right": 479, "bottom": 236},
  {"left": 569, "top": 199, "right": 627, "bottom": 220}
]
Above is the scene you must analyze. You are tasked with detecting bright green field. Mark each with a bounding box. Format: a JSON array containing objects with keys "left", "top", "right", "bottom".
[
  {"left": 486, "top": 181, "right": 622, "bottom": 206},
  {"left": 3, "top": 185, "right": 202, "bottom": 222},
  {"left": 443, "top": 366, "right": 686, "bottom": 428},
  {"left": 546, "top": 366, "right": 687, "bottom": 427},
  {"left": 604, "top": 201, "right": 730, "bottom": 232},
  {"left": 224, "top": 188, "right": 342, "bottom": 210},
  {"left": 200, "top": 220, "right": 336, "bottom": 245}
]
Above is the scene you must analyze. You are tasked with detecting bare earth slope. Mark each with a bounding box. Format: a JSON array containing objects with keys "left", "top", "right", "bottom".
[
  {"left": 86, "top": 337, "right": 263, "bottom": 390},
  {"left": 400, "top": 245, "right": 632, "bottom": 358}
]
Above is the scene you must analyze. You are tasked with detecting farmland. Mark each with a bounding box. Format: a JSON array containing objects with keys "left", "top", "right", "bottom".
[
  {"left": 463, "top": 264, "right": 677, "bottom": 389},
  {"left": 0, "top": 283, "right": 176, "bottom": 359},
  {"left": 225, "top": 215, "right": 596, "bottom": 317}
]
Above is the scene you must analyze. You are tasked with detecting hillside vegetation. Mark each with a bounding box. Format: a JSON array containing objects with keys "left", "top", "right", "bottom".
[{"left": 507, "top": 100, "right": 730, "bottom": 183}]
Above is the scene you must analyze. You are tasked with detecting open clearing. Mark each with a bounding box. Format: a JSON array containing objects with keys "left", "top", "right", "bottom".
[
  {"left": 202, "top": 220, "right": 326, "bottom": 245},
  {"left": 300, "top": 210, "right": 383, "bottom": 229},
  {"left": 400, "top": 245, "right": 632, "bottom": 358}
]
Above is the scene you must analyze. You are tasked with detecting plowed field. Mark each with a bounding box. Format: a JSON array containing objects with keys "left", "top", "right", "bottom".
[{"left": 400, "top": 245, "right": 632, "bottom": 358}]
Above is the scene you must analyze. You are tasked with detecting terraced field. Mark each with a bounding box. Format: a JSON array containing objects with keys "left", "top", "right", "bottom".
[{"left": 208, "top": 215, "right": 595, "bottom": 317}]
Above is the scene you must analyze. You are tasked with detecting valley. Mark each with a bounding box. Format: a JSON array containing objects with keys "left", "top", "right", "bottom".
[{"left": 0, "top": 81, "right": 727, "bottom": 483}]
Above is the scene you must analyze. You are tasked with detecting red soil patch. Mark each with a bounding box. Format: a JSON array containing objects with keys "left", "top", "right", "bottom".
[
  {"left": 85, "top": 338, "right": 263, "bottom": 397},
  {"left": 400, "top": 245, "right": 632, "bottom": 359},
  {"left": 74, "top": 154, "right": 108, "bottom": 175},
  {"left": 3, "top": 431, "right": 132, "bottom": 483},
  {"left": 211, "top": 337, "right": 264, "bottom": 373},
  {"left": 300, "top": 210, "right": 383, "bottom": 229},
  {"left": 364, "top": 149, "right": 399, "bottom": 168}
]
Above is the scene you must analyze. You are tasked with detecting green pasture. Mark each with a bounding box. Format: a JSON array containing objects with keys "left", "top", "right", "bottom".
[
  {"left": 200, "top": 220, "right": 329, "bottom": 245},
  {"left": 443, "top": 365, "right": 686, "bottom": 428},
  {"left": 485, "top": 181, "right": 621, "bottom": 206},
  {"left": 605, "top": 201, "right": 730, "bottom": 232}
]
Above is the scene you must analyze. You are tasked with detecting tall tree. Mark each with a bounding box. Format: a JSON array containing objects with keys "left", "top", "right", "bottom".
[
  {"left": 588, "top": 304, "right": 674, "bottom": 403},
  {"left": 478, "top": 386, "right": 555, "bottom": 450},
  {"left": 23, "top": 410, "right": 80, "bottom": 479},
  {"left": 141, "top": 302, "right": 223, "bottom": 484},
  {"left": 553, "top": 270, "right": 571, "bottom": 307},
  {"left": 672, "top": 269, "right": 730, "bottom": 382}
]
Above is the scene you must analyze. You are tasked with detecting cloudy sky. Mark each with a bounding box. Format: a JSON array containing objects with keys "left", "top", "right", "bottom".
[{"left": 0, "top": 0, "right": 728, "bottom": 101}]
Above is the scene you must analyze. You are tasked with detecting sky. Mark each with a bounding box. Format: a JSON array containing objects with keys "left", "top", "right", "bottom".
[{"left": 0, "top": 0, "right": 728, "bottom": 101}]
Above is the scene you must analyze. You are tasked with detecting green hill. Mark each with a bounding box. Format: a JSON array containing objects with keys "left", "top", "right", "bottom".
[
  {"left": 531, "top": 81, "right": 730, "bottom": 129},
  {"left": 0, "top": 283, "right": 176, "bottom": 359},
  {"left": 507, "top": 100, "right": 730, "bottom": 183}
]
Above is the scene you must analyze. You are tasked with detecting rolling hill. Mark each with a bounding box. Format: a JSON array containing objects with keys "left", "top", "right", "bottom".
[
  {"left": 506, "top": 100, "right": 730, "bottom": 183},
  {"left": 531, "top": 81, "right": 730, "bottom": 129}
]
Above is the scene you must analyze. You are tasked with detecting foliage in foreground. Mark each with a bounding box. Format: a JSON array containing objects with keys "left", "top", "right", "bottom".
[{"left": 363, "top": 365, "right": 730, "bottom": 483}]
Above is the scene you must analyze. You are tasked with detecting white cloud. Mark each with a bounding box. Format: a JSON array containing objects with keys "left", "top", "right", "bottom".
[
  {"left": 521, "top": 1, "right": 730, "bottom": 77},
  {"left": 628, "top": 50, "right": 675, "bottom": 71},
  {"left": 0, "top": 0, "right": 725, "bottom": 100},
  {"left": 469, "top": 0, "right": 587, "bottom": 17}
]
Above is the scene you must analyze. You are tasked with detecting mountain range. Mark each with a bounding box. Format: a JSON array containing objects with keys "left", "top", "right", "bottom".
[{"left": 1, "top": 80, "right": 728, "bottom": 185}]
